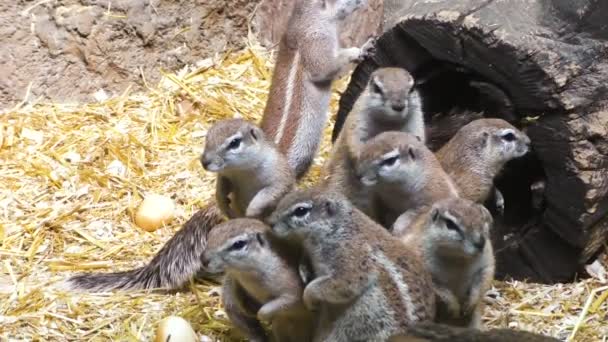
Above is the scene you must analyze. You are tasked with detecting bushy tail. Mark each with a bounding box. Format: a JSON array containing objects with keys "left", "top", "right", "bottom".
[{"left": 65, "top": 203, "right": 224, "bottom": 292}]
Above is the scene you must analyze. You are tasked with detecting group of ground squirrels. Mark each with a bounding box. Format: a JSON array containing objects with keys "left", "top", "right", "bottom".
[{"left": 64, "top": 0, "right": 558, "bottom": 341}]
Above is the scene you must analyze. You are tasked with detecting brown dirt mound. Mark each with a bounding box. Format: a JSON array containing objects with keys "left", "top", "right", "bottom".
[{"left": 0, "top": 0, "right": 256, "bottom": 108}]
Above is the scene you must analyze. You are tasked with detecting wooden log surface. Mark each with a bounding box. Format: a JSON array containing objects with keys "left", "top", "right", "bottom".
[{"left": 332, "top": 0, "right": 608, "bottom": 283}]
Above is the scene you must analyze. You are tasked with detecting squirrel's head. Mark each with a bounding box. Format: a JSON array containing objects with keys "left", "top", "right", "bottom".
[
  {"left": 357, "top": 131, "right": 427, "bottom": 188},
  {"left": 457, "top": 118, "right": 530, "bottom": 170},
  {"left": 365, "top": 67, "right": 416, "bottom": 122},
  {"left": 200, "top": 119, "right": 267, "bottom": 172},
  {"left": 268, "top": 188, "right": 351, "bottom": 242},
  {"left": 321, "top": 0, "right": 367, "bottom": 20},
  {"left": 201, "top": 219, "right": 269, "bottom": 275},
  {"left": 424, "top": 198, "right": 493, "bottom": 258}
]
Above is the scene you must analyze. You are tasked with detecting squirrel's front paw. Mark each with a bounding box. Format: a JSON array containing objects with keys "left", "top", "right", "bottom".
[
  {"left": 256, "top": 309, "right": 273, "bottom": 323},
  {"left": 357, "top": 37, "right": 377, "bottom": 61},
  {"left": 303, "top": 287, "right": 320, "bottom": 311},
  {"left": 245, "top": 206, "right": 263, "bottom": 219},
  {"left": 446, "top": 301, "right": 462, "bottom": 318}
]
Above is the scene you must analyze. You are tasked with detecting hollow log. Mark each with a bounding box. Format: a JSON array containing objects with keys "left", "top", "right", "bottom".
[{"left": 333, "top": 0, "right": 608, "bottom": 283}]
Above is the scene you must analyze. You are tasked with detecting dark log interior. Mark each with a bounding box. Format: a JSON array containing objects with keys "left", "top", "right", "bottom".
[{"left": 332, "top": 0, "right": 608, "bottom": 284}]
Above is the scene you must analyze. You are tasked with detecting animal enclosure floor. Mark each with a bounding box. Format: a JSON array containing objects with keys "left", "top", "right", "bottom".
[{"left": 0, "top": 43, "right": 606, "bottom": 341}]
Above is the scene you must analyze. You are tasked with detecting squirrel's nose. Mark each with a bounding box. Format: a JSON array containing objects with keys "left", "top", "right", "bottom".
[
  {"left": 392, "top": 103, "right": 405, "bottom": 112},
  {"left": 200, "top": 155, "right": 212, "bottom": 169},
  {"left": 473, "top": 235, "right": 486, "bottom": 251}
]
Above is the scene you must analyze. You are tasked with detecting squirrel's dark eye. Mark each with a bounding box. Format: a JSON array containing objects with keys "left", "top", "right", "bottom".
[
  {"left": 228, "top": 137, "right": 242, "bottom": 150},
  {"left": 445, "top": 219, "right": 460, "bottom": 232},
  {"left": 230, "top": 240, "right": 247, "bottom": 250},
  {"left": 501, "top": 132, "right": 516, "bottom": 142},
  {"left": 292, "top": 206, "right": 310, "bottom": 218},
  {"left": 381, "top": 155, "right": 398, "bottom": 167}
]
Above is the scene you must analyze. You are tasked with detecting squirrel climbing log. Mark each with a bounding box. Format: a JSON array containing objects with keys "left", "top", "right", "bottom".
[{"left": 333, "top": 0, "right": 608, "bottom": 283}]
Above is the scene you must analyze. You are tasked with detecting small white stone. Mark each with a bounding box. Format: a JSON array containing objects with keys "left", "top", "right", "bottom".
[
  {"left": 65, "top": 245, "right": 83, "bottom": 254},
  {"left": 213, "top": 309, "right": 227, "bottom": 320},
  {"left": 173, "top": 171, "right": 192, "bottom": 180},
  {"left": 93, "top": 89, "right": 109, "bottom": 102},
  {"left": 206, "top": 287, "right": 222, "bottom": 297},
  {"left": 585, "top": 259, "right": 607, "bottom": 283},
  {"left": 190, "top": 130, "right": 207, "bottom": 139},
  {"left": 106, "top": 159, "right": 126, "bottom": 177},
  {"left": 199, "top": 335, "right": 213, "bottom": 342},
  {"left": 62, "top": 151, "right": 81, "bottom": 164},
  {"left": 21, "top": 128, "right": 44, "bottom": 145}
]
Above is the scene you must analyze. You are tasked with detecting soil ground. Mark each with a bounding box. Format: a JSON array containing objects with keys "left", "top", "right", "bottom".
[{"left": 0, "top": 0, "right": 256, "bottom": 109}]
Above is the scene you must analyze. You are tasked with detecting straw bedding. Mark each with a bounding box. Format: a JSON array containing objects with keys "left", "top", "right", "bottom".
[{"left": 1, "top": 39, "right": 606, "bottom": 341}]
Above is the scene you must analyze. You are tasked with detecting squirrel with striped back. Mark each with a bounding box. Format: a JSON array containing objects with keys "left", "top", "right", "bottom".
[
  {"left": 268, "top": 188, "right": 435, "bottom": 342},
  {"left": 261, "top": 0, "right": 375, "bottom": 179}
]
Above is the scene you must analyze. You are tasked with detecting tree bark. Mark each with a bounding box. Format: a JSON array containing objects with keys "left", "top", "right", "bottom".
[{"left": 333, "top": 0, "right": 608, "bottom": 283}]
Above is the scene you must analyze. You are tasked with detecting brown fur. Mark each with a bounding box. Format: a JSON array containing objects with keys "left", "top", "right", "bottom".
[
  {"left": 202, "top": 219, "right": 312, "bottom": 342},
  {"left": 401, "top": 198, "right": 495, "bottom": 329},
  {"left": 261, "top": 0, "right": 372, "bottom": 179},
  {"left": 268, "top": 188, "right": 435, "bottom": 342},
  {"left": 201, "top": 119, "right": 295, "bottom": 220},
  {"left": 425, "top": 109, "right": 485, "bottom": 152},
  {"left": 356, "top": 131, "right": 459, "bottom": 231},
  {"left": 322, "top": 68, "right": 424, "bottom": 218},
  {"left": 436, "top": 118, "right": 530, "bottom": 204}
]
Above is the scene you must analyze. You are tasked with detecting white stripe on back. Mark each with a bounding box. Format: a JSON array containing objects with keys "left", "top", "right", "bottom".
[
  {"left": 373, "top": 251, "right": 416, "bottom": 322},
  {"left": 274, "top": 51, "right": 300, "bottom": 144}
]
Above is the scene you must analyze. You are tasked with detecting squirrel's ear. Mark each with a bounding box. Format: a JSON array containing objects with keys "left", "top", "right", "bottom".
[
  {"left": 324, "top": 199, "right": 338, "bottom": 217},
  {"left": 250, "top": 127, "right": 262, "bottom": 141},
  {"left": 255, "top": 232, "right": 265, "bottom": 246},
  {"left": 431, "top": 208, "right": 440, "bottom": 222},
  {"left": 477, "top": 130, "right": 490, "bottom": 148},
  {"left": 408, "top": 146, "right": 417, "bottom": 160}
]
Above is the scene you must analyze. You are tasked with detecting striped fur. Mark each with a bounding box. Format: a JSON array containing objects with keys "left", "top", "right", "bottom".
[
  {"left": 268, "top": 188, "right": 435, "bottom": 342},
  {"left": 261, "top": 0, "right": 369, "bottom": 179}
]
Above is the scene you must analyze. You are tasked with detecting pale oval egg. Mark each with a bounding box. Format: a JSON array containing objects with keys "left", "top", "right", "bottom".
[
  {"left": 154, "top": 315, "right": 198, "bottom": 342},
  {"left": 134, "top": 194, "right": 175, "bottom": 232}
]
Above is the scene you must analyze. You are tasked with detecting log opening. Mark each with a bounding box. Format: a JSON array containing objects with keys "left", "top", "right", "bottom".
[{"left": 333, "top": 2, "right": 608, "bottom": 283}]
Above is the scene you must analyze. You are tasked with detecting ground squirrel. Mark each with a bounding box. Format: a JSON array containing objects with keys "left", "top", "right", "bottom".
[
  {"left": 65, "top": 119, "right": 295, "bottom": 292},
  {"left": 388, "top": 322, "right": 559, "bottom": 341},
  {"left": 400, "top": 198, "right": 495, "bottom": 329},
  {"left": 201, "top": 119, "right": 296, "bottom": 219},
  {"left": 268, "top": 188, "right": 435, "bottom": 342},
  {"left": 356, "top": 131, "right": 459, "bottom": 231},
  {"left": 436, "top": 118, "right": 530, "bottom": 213},
  {"left": 261, "top": 0, "right": 374, "bottom": 179},
  {"left": 201, "top": 219, "right": 312, "bottom": 342},
  {"left": 322, "top": 67, "right": 424, "bottom": 216}
]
